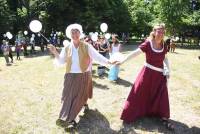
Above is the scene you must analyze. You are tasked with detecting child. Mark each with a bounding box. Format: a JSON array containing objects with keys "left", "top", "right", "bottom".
[{"left": 108, "top": 35, "right": 122, "bottom": 81}]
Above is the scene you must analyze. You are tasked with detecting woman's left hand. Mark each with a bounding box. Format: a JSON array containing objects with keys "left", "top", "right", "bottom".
[
  {"left": 115, "top": 61, "right": 122, "bottom": 65},
  {"left": 166, "top": 75, "right": 170, "bottom": 79}
]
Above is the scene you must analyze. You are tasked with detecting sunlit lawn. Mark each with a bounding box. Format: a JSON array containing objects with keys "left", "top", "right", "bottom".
[{"left": 0, "top": 45, "right": 200, "bottom": 134}]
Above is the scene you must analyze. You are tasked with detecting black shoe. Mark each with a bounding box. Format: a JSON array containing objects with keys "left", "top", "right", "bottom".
[
  {"left": 64, "top": 120, "right": 77, "bottom": 132},
  {"left": 56, "top": 119, "right": 68, "bottom": 127},
  {"left": 69, "top": 120, "right": 77, "bottom": 127},
  {"left": 84, "top": 104, "right": 89, "bottom": 113}
]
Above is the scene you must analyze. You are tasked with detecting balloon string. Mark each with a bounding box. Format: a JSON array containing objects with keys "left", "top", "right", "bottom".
[{"left": 39, "top": 32, "right": 49, "bottom": 43}]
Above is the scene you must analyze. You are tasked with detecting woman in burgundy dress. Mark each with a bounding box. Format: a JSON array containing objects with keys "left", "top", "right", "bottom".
[{"left": 117, "top": 23, "right": 174, "bottom": 130}]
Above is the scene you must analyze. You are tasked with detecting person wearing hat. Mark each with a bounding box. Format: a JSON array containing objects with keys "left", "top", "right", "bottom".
[{"left": 48, "top": 24, "right": 113, "bottom": 128}]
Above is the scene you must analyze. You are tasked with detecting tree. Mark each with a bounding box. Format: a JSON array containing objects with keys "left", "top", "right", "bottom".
[
  {"left": 0, "top": 0, "right": 15, "bottom": 36},
  {"left": 155, "top": 0, "right": 190, "bottom": 34},
  {"left": 124, "top": 0, "right": 154, "bottom": 37}
]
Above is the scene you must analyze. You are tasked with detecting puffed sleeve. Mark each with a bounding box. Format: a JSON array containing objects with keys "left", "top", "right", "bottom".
[
  {"left": 139, "top": 40, "right": 149, "bottom": 53},
  {"left": 53, "top": 47, "right": 66, "bottom": 66}
]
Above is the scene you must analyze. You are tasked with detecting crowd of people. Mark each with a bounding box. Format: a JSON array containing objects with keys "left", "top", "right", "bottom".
[
  {"left": 0, "top": 30, "right": 66, "bottom": 65},
  {"left": 1, "top": 30, "right": 122, "bottom": 82}
]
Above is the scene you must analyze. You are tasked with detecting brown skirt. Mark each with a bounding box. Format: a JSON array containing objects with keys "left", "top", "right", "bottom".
[{"left": 59, "top": 72, "right": 93, "bottom": 121}]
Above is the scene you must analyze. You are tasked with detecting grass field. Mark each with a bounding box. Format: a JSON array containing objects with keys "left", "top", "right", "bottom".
[{"left": 0, "top": 45, "right": 200, "bottom": 134}]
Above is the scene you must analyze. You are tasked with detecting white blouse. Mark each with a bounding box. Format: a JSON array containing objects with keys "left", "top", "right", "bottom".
[{"left": 54, "top": 42, "right": 109, "bottom": 73}]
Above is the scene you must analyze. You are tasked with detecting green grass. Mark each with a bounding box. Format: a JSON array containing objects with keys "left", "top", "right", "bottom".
[{"left": 0, "top": 46, "right": 200, "bottom": 134}]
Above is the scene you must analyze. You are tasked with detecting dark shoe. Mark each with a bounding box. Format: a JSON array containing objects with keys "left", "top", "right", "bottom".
[
  {"left": 65, "top": 120, "right": 77, "bottom": 132},
  {"left": 161, "top": 118, "right": 175, "bottom": 131},
  {"left": 56, "top": 119, "right": 68, "bottom": 127},
  {"left": 84, "top": 104, "right": 89, "bottom": 113}
]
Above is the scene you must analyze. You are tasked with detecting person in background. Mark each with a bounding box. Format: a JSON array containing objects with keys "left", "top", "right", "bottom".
[
  {"left": 30, "top": 36, "right": 35, "bottom": 54},
  {"left": 97, "top": 35, "right": 109, "bottom": 76},
  {"left": 1, "top": 40, "right": 10, "bottom": 65},
  {"left": 165, "top": 38, "right": 171, "bottom": 52},
  {"left": 108, "top": 34, "right": 122, "bottom": 82},
  {"left": 170, "top": 39, "right": 176, "bottom": 53},
  {"left": 8, "top": 42, "right": 13, "bottom": 63},
  {"left": 110, "top": 34, "right": 121, "bottom": 56},
  {"left": 15, "top": 40, "right": 21, "bottom": 60}
]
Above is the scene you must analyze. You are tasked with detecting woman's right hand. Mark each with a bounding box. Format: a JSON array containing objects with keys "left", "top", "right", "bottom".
[
  {"left": 48, "top": 44, "right": 57, "bottom": 54},
  {"left": 109, "top": 60, "right": 122, "bottom": 65}
]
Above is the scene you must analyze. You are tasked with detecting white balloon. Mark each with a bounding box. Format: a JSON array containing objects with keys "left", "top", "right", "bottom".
[
  {"left": 95, "top": 32, "right": 98, "bottom": 35},
  {"left": 38, "top": 33, "right": 41, "bottom": 37},
  {"left": 175, "top": 37, "right": 179, "bottom": 41},
  {"left": 6, "top": 32, "right": 13, "bottom": 39},
  {"left": 31, "top": 37, "right": 34, "bottom": 41},
  {"left": 89, "top": 32, "right": 93, "bottom": 36},
  {"left": 6, "top": 32, "right": 11, "bottom": 36},
  {"left": 105, "top": 33, "right": 111, "bottom": 40},
  {"left": 58, "top": 32, "right": 62, "bottom": 36},
  {"left": 63, "top": 40, "right": 70, "bottom": 47},
  {"left": 91, "top": 34, "right": 98, "bottom": 42},
  {"left": 29, "top": 20, "right": 42, "bottom": 33},
  {"left": 24, "top": 31, "right": 28, "bottom": 35},
  {"left": 32, "top": 34, "right": 35, "bottom": 37},
  {"left": 7, "top": 34, "right": 13, "bottom": 40},
  {"left": 100, "top": 23, "right": 108, "bottom": 33},
  {"left": 54, "top": 34, "right": 57, "bottom": 37}
]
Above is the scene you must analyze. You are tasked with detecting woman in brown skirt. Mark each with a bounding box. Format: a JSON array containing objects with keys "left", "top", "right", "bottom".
[{"left": 49, "top": 24, "right": 112, "bottom": 127}]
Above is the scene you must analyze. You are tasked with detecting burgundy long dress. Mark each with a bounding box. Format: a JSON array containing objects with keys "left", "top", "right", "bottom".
[{"left": 120, "top": 40, "right": 170, "bottom": 123}]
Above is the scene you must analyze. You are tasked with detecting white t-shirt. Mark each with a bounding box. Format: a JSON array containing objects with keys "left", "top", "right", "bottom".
[{"left": 111, "top": 43, "right": 120, "bottom": 54}]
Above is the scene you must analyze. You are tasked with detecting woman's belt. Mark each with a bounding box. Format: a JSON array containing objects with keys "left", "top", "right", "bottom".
[{"left": 144, "top": 62, "right": 163, "bottom": 72}]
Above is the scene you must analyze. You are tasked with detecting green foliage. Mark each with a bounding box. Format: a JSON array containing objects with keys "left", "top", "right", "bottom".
[
  {"left": 182, "top": 10, "right": 200, "bottom": 26},
  {"left": 0, "top": 0, "right": 15, "bottom": 34},
  {"left": 0, "top": 0, "right": 199, "bottom": 38}
]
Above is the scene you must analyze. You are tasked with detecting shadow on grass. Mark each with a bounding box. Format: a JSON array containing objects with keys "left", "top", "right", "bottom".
[
  {"left": 76, "top": 109, "right": 117, "bottom": 134},
  {"left": 116, "top": 78, "right": 133, "bottom": 87},
  {"left": 92, "top": 81, "right": 110, "bottom": 90},
  {"left": 60, "top": 109, "right": 137, "bottom": 134},
  {"left": 56, "top": 110, "right": 200, "bottom": 134},
  {"left": 119, "top": 117, "right": 200, "bottom": 134}
]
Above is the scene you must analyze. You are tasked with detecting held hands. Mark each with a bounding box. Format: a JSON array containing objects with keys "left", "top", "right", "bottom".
[
  {"left": 109, "top": 52, "right": 125, "bottom": 65},
  {"left": 108, "top": 60, "right": 122, "bottom": 65}
]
